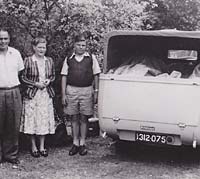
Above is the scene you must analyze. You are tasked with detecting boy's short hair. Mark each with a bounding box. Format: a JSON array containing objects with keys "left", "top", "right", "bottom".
[{"left": 74, "top": 33, "right": 86, "bottom": 43}]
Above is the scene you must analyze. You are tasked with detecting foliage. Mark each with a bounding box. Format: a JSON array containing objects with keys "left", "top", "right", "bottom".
[
  {"left": 1, "top": 0, "right": 200, "bottom": 60},
  {"left": 142, "top": 0, "right": 200, "bottom": 30},
  {"left": 0, "top": 0, "right": 148, "bottom": 57}
]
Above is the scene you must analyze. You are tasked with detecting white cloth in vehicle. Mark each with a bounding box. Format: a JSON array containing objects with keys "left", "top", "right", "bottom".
[{"left": 190, "top": 63, "right": 200, "bottom": 78}]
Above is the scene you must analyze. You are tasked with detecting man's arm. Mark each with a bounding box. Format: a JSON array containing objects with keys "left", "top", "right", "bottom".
[{"left": 18, "top": 70, "right": 23, "bottom": 80}]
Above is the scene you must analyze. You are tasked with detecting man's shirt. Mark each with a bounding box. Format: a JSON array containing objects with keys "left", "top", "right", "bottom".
[{"left": 0, "top": 47, "right": 24, "bottom": 87}]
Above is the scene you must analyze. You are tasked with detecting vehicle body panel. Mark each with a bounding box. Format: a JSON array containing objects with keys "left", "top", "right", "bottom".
[{"left": 99, "top": 30, "right": 200, "bottom": 147}]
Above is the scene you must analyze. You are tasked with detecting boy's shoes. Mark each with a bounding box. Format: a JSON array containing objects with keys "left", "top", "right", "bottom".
[
  {"left": 79, "top": 145, "right": 87, "bottom": 156},
  {"left": 69, "top": 145, "right": 79, "bottom": 156}
]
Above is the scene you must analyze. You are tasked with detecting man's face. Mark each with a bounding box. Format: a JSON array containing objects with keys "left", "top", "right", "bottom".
[
  {"left": 0, "top": 30, "right": 10, "bottom": 51},
  {"left": 74, "top": 41, "right": 86, "bottom": 55}
]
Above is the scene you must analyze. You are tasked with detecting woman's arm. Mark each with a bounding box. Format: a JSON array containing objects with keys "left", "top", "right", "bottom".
[{"left": 21, "top": 58, "right": 37, "bottom": 88}]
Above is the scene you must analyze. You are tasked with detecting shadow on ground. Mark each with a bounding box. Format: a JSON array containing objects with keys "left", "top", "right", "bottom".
[{"left": 101, "top": 139, "right": 200, "bottom": 166}]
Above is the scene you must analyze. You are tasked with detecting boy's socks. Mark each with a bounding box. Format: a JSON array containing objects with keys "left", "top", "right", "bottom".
[
  {"left": 73, "top": 140, "right": 79, "bottom": 146},
  {"left": 80, "top": 139, "right": 86, "bottom": 146}
]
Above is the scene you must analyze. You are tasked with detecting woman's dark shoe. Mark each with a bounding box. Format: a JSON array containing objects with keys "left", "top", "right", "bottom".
[
  {"left": 79, "top": 145, "right": 87, "bottom": 156},
  {"left": 4, "top": 158, "right": 20, "bottom": 164},
  {"left": 69, "top": 145, "right": 79, "bottom": 156},
  {"left": 40, "top": 149, "right": 48, "bottom": 157},
  {"left": 31, "top": 150, "right": 40, "bottom": 158}
]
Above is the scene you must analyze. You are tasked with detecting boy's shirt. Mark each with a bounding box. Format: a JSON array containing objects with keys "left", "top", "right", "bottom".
[{"left": 61, "top": 52, "right": 101, "bottom": 76}]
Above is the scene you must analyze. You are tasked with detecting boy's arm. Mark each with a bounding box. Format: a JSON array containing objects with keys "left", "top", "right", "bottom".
[
  {"left": 61, "top": 57, "right": 69, "bottom": 106},
  {"left": 94, "top": 74, "right": 99, "bottom": 91},
  {"left": 91, "top": 54, "right": 101, "bottom": 104},
  {"left": 61, "top": 75, "right": 68, "bottom": 106},
  {"left": 94, "top": 74, "right": 99, "bottom": 104}
]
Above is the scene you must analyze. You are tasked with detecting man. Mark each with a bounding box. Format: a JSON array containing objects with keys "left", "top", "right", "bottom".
[
  {"left": 61, "top": 33, "right": 101, "bottom": 156},
  {"left": 0, "top": 28, "right": 24, "bottom": 164}
]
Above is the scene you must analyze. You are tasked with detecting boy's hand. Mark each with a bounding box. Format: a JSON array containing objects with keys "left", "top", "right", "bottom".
[
  {"left": 94, "top": 90, "right": 98, "bottom": 104},
  {"left": 62, "top": 95, "right": 68, "bottom": 106}
]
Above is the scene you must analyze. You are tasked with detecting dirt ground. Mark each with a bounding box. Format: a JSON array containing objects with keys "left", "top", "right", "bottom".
[{"left": 1, "top": 135, "right": 200, "bottom": 179}]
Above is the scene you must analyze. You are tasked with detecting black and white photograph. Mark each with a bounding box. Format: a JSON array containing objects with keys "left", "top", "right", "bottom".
[{"left": 1, "top": 0, "right": 200, "bottom": 178}]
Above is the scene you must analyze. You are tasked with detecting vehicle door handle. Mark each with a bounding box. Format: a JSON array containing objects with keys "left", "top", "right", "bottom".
[
  {"left": 112, "top": 116, "right": 120, "bottom": 122},
  {"left": 192, "top": 82, "right": 200, "bottom": 86}
]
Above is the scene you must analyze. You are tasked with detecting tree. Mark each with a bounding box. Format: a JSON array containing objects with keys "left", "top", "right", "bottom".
[{"left": 143, "top": 0, "right": 200, "bottom": 30}]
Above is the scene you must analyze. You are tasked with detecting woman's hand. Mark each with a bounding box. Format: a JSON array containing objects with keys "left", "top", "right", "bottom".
[
  {"left": 43, "top": 79, "right": 50, "bottom": 87},
  {"left": 35, "top": 82, "right": 46, "bottom": 90}
]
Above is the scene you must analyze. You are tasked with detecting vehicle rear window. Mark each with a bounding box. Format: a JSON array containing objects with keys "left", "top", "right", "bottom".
[{"left": 168, "top": 50, "right": 197, "bottom": 61}]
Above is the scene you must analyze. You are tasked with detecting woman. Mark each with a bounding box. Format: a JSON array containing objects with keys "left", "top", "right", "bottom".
[{"left": 20, "top": 37, "right": 55, "bottom": 158}]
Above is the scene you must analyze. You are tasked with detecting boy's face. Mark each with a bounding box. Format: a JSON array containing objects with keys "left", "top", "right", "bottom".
[{"left": 74, "top": 40, "right": 86, "bottom": 55}]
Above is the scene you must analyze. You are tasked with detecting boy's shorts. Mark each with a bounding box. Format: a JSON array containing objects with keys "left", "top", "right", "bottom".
[{"left": 64, "top": 85, "right": 93, "bottom": 116}]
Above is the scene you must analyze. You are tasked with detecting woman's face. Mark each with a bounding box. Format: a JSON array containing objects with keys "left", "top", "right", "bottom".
[{"left": 33, "top": 42, "right": 47, "bottom": 57}]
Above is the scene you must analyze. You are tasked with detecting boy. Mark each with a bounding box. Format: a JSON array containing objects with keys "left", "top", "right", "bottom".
[{"left": 61, "top": 33, "right": 101, "bottom": 156}]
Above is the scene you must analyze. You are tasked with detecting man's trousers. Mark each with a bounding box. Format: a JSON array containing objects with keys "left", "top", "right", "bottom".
[{"left": 0, "top": 86, "right": 22, "bottom": 160}]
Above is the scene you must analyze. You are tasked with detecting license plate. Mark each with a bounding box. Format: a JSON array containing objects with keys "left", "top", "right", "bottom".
[{"left": 135, "top": 132, "right": 166, "bottom": 144}]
